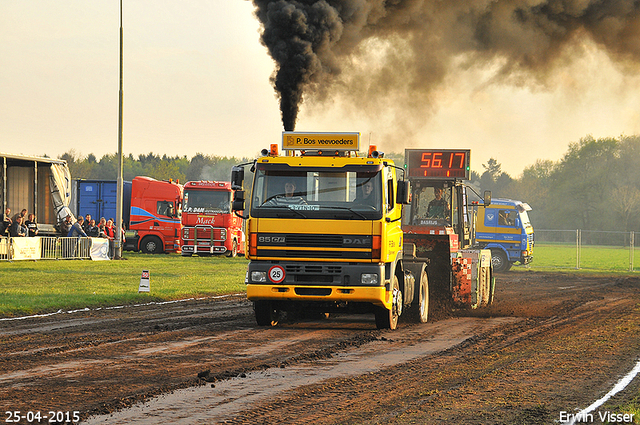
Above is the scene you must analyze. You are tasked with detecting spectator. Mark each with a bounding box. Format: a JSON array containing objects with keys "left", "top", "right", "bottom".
[
  {"left": 83, "top": 214, "right": 92, "bottom": 233},
  {"left": 24, "top": 213, "right": 38, "bottom": 237},
  {"left": 60, "top": 215, "right": 73, "bottom": 236},
  {"left": 13, "top": 208, "right": 27, "bottom": 223},
  {"left": 9, "top": 216, "right": 28, "bottom": 237},
  {"left": 97, "top": 218, "right": 107, "bottom": 239},
  {"left": 67, "top": 216, "right": 88, "bottom": 238},
  {"left": 0, "top": 208, "right": 11, "bottom": 236},
  {"left": 120, "top": 220, "right": 126, "bottom": 244},
  {"left": 86, "top": 219, "right": 99, "bottom": 237},
  {"left": 104, "top": 219, "right": 116, "bottom": 258},
  {"left": 105, "top": 219, "right": 116, "bottom": 239}
]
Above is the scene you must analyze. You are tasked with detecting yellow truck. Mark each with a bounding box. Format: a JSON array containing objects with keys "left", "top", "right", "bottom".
[{"left": 231, "top": 132, "right": 428, "bottom": 329}]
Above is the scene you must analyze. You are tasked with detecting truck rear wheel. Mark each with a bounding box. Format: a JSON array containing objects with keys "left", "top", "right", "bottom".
[
  {"left": 491, "top": 249, "right": 511, "bottom": 272},
  {"left": 375, "top": 276, "right": 401, "bottom": 330},
  {"left": 141, "top": 236, "right": 163, "bottom": 254},
  {"left": 410, "top": 270, "right": 429, "bottom": 323},
  {"left": 254, "top": 301, "right": 279, "bottom": 326}
]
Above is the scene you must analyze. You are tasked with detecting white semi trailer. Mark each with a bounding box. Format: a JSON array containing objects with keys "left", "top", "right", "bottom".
[{"left": 1, "top": 153, "right": 72, "bottom": 235}]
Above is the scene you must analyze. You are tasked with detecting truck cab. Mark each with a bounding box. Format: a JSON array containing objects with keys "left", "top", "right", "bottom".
[
  {"left": 181, "top": 181, "right": 245, "bottom": 257},
  {"left": 127, "top": 176, "right": 183, "bottom": 254},
  {"left": 474, "top": 198, "right": 534, "bottom": 272},
  {"left": 232, "top": 132, "right": 427, "bottom": 330}
]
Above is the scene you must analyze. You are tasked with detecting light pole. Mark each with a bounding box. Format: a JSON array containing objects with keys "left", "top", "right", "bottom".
[{"left": 115, "top": 0, "right": 124, "bottom": 259}]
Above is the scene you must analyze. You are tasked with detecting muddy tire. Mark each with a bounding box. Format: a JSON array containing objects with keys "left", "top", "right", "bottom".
[
  {"left": 491, "top": 249, "right": 511, "bottom": 272},
  {"left": 254, "top": 301, "right": 279, "bottom": 326},
  {"left": 488, "top": 267, "right": 495, "bottom": 306},
  {"left": 374, "top": 276, "right": 401, "bottom": 330},
  {"left": 410, "top": 270, "right": 429, "bottom": 323},
  {"left": 141, "top": 236, "right": 163, "bottom": 254}
]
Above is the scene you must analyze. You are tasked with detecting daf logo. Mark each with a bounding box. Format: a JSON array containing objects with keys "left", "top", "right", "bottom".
[{"left": 343, "top": 237, "right": 370, "bottom": 245}]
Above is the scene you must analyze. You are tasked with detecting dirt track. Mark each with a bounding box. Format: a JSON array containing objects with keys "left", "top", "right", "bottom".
[{"left": 1, "top": 272, "right": 640, "bottom": 424}]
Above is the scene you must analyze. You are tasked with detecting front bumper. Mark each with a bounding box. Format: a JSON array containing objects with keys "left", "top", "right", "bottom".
[{"left": 246, "top": 261, "right": 390, "bottom": 309}]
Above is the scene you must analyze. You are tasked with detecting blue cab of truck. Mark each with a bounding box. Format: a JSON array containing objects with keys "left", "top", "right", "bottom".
[{"left": 474, "top": 198, "right": 534, "bottom": 272}]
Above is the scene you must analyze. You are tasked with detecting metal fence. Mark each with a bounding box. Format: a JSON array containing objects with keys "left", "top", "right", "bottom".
[
  {"left": 535, "top": 229, "right": 637, "bottom": 271},
  {"left": 0, "top": 237, "right": 93, "bottom": 261}
]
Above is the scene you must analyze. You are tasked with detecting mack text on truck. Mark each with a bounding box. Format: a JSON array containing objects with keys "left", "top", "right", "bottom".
[{"left": 181, "top": 180, "right": 245, "bottom": 258}]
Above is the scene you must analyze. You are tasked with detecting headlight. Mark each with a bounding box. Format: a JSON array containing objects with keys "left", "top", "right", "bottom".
[
  {"left": 361, "top": 273, "right": 379, "bottom": 285},
  {"left": 251, "top": 271, "right": 267, "bottom": 283}
]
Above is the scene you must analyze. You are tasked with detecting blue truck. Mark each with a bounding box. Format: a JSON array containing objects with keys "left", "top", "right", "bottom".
[{"left": 474, "top": 198, "right": 534, "bottom": 272}]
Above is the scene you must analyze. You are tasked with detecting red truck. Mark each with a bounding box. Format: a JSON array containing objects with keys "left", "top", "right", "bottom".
[
  {"left": 127, "top": 176, "right": 183, "bottom": 254},
  {"left": 180, "top": 181, "right": 244, "bottom": 257}
]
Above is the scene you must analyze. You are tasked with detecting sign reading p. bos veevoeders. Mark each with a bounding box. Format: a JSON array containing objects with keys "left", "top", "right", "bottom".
[{"left": 282, "top": 132, "right": 359, "bottom": 151}]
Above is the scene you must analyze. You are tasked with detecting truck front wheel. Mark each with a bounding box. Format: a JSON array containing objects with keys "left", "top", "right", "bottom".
[
  {"left": 491, "top": 249, "right": 511, "bottom": 272},
  {"left": 141, "top": 236, "right": 163, "bottom": 254},
  {"left": 375, "top": 276, "right": 401, "bottom": 330},
  {"left": 254, "top": 300, "right": 279, "bottom": 326}
]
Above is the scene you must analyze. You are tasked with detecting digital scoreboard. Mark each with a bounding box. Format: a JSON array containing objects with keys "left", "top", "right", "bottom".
[{"left": 405, "top": 149, "right": 471, "bottom": 180}]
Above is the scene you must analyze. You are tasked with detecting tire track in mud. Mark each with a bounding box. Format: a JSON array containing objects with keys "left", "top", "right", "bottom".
[
  {"left": 216, "top": 294, "right": 640, "bottom": 425},
  {"left": 84, "top": 317, "right": 518, "bottom": 424}
]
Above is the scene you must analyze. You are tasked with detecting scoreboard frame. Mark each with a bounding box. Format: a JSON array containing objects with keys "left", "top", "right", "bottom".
[{"left": 405, "top": 149, "right": 471, "bottom": 180}]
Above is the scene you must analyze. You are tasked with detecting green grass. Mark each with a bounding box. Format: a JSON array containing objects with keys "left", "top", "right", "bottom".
[
  {"left": 2, "top": 243, "right": 639, "bottom": 318},
  {"left": 518, "top": 243, "right": 640, "bottom": 273},
  {"left": 0, "top": 252, "right": 248, "bottom": 318}
]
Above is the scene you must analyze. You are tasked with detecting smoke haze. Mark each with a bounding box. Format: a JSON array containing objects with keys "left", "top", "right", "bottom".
[{"left": 252, "top": 0, "right": 640, "bottom": 133}]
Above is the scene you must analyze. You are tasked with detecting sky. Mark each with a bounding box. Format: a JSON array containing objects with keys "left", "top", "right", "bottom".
[{"left": 2, "top": 1, "right": 639, "bottom": 177}]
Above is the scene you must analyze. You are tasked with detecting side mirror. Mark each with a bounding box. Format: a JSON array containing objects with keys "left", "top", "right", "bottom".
[
  {"left": 396, "top": 180, "right": 411, "bottom": 205},
  {"left": 483, "top": 190, "right": 492, "bottom": 206},
  {"left": 231, "top": 166, "right": 244, "bottom": 191},
  {"left": 232, "top": 190, "right": 245, "bottom": 212}
]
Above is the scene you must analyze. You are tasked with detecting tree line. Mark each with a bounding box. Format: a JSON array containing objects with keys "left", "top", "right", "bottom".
[
  {"left": 60, "top": 151, "right": 251, "bottom": 185},
  {"left": 474, "top": 135, "right": 640, "bottom": 234},
  {"left": 60, "top": 134, "right": 640, "bottom": 233}
]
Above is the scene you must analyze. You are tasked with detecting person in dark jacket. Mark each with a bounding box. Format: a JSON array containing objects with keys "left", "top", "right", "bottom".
[
  {"left": 0, "top": 208, "right": 11, "bottom": 236},
  {"left": 9, "top": 216, "right": 27, "bottom": 237},
  {"left": 60, "top": 215, "right": 73, "bottom": 236},
  {"left": 86, "top": 219, "right": 99, "bottom": 237}
]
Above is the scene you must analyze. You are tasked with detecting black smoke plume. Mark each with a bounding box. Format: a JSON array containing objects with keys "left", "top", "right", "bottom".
[{"left": 252, "top": 0, "right": 640, "bottom": 132}]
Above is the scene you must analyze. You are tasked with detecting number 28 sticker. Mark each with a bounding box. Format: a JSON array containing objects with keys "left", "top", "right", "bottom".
[{"left": 268, "top": 265, "right": 286, "bottom": 283}]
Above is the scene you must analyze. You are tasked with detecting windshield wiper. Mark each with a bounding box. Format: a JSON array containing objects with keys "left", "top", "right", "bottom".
[
  {"left": 322, "top": 206, "right": 368, "bottom": 220},
  {"left": 263, "top": 205, "right": 308, "bottom": 219}
]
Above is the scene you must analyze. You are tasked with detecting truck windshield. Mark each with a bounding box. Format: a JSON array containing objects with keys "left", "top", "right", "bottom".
[
  {"left": 519, "top": 210, "right": 532, "bottom": 228},
  {"left": 251, "top": 169, "right": 383, "bottom": 220},
  {"left": 408, "top": 182, "right": 452, "bottom": 226},
  {"left": 183, "top": 190, "right": 231, "bottom": 214}
]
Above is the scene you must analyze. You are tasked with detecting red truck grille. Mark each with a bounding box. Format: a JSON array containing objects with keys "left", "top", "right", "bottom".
[{"left": 183, "top": 226, "right": 226, "bottom": 243}]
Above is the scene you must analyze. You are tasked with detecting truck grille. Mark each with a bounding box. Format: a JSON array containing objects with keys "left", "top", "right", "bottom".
[
  {"left": 285, "top": 264, "right": 343, "bottom": 274},
  {"left": 256, "top": 233, "right": 372, "bottom": 260},
  {"left": 528, "top": 233, "right": 535, "bottom": 252},
  {"left": 285, "top": 234, "right": 343, "bottom": 247},
  {"left": 284, "top": 264, "right": 342, "bottom": 284}
]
